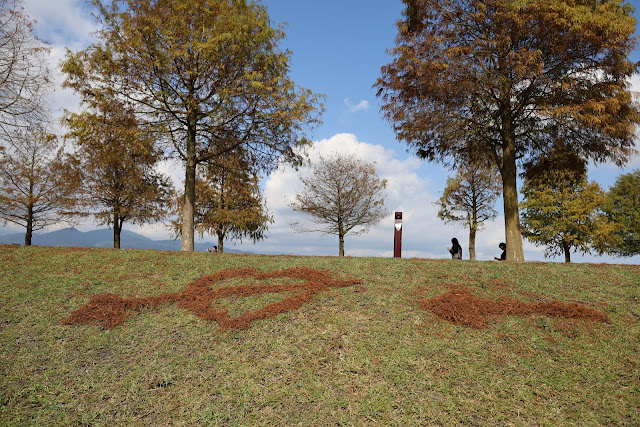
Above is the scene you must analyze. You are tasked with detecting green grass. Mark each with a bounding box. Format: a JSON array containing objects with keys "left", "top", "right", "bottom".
[{"left": 1, "top": 245, "right": 639, "bottom": 425}]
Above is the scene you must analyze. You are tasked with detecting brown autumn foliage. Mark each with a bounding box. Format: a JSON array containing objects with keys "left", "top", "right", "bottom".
[
  {"left": 0, "top": 127, "right": 75, "bottom": 245},
  {"left": 64, "top": 96, "right": 172, "bottom": 249},
  {"left": 0, "top": 0, "right": 50, "bottom": 133}
]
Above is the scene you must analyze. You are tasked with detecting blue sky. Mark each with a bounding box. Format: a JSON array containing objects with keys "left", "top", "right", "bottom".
[{"left": 6, "top": 0, "right": 640, "bottom": 264}]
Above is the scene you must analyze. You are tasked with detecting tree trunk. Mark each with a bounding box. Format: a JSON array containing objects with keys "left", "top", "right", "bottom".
[
  {"left": 113, "top": 205, "right": 121, "bottom": 249},
  {"left": 500, "top": 135, "right": 525, "bottom": 262},
  {"left": 338, "top": 233, "right": 345, "bottom": 256},
  {"left": 563, "top": 240, "right": 571, "bottom": 263},
  {"left": 468, "top": 226, "right": 476, "bottom": 261},
  {"left": 217, "top": 229, "right": 224, "bottom": 254},
  {"left": 25, "top": 204, "right": 33, "bottom": 246},
  {"left": 181, "top": 129, "right": 197, "bottom": 252},
  {"left": 113, "top": 224, "right": 121, "bottom": 249},
  {"left": 496, "top": 48, "right": 525, "bottom": 262}
]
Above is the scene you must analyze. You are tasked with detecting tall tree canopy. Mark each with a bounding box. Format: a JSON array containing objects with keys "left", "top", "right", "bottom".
[
  {"left": 376, "top": 0, "right": 639, "bottom": 261},
  {"left": 62, "top": 0, "right": 323, "bottom": 251},
  {"left": 64, "top": 97, "right": 172, "bottom": 249},
  {"left": 436, "top": 162, "right": 501, "bottom": 260},
  {"left": 172, "top": 151, "right": 272, "bottom": 253},
  {"left": 0, "top": 127, "right": 74, "bottom": 245},
  {"left": 605, "top": 169, "right": 640, "bottom": 257},
  {"left": 288, "top": 153, "right": 389, "bottom": 257},
  {"left": 0, "top": 0, "right": 50, "bottom": 134}
]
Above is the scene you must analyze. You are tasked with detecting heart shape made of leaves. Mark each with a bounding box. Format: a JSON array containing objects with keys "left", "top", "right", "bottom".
[{"left": 62, "top": 267, "right": 361, "bottom": 331}]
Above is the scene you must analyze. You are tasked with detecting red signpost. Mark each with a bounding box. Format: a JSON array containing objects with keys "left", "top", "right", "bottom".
[{"left": 394, "top": 212, "right": 402, "bottom": 258}]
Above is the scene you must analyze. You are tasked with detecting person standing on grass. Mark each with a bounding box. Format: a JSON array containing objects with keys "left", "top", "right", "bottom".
[
  {"left": 494, "top": 242, "right": 506, "bottom": 261},
  {"left": 448, "top": 238, "right": 462, "bottom": 259}
]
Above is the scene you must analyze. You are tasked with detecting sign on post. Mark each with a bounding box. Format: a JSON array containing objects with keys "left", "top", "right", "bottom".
[{"left": 394, "top": 212, "right": 402, "bottom": 258}]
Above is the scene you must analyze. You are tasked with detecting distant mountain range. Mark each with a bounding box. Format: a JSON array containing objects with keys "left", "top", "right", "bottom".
[{"left": 0, "top": 227, "right": 244, "bottom": 253}]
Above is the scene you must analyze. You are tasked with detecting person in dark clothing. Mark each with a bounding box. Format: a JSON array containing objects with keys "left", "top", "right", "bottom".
[
  {"left": 448, "top": 238, "right": 462, "bottom": 259},
  {"left": 494, "top": 242, "right": 506, "bottom": 260}
]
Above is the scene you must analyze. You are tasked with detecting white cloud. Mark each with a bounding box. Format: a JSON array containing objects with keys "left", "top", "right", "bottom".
[
  {"left": 343, "top": 98, "right": 369, "bottom": 113},
  {"left": 25, "top": 0, "right": 97, "bottom": 48},
  {"left": 47, "top": 46, "right": 83, "bottom": 119},
  {"left": 18, "top": 0, "right": 98, "bottom": 132},
  {"left": 157, "top": 158, "right": 185, "bottom": 190},
  {"left": 630, "top": 73, "right": 640, "bottom": 93}
]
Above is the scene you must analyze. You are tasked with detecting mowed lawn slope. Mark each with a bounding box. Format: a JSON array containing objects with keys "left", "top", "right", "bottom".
[{"left": 1, "top": 245, "right": 638, "bottom": 425}]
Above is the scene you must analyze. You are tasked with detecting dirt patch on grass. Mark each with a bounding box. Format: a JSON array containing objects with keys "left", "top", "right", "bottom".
[
  {"left": 62, "top": 267, "right": 361, "bottom": 331},
  {"left": 419, "top": 288, "right": 608, "bottom": 329}
]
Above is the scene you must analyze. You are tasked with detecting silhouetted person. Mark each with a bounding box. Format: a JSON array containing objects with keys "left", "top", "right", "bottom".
[
  {"left": 448, "top": 238, "right": 462, "bottom": 259},
  {"left": 494, "top": 242, "right": 506, "bottom": 261}
]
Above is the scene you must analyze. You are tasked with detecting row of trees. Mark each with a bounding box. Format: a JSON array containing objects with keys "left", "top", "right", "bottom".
[
  {"left": 2, "top": 0, "right": 639, "bottom": 259},
  {"left": 0, "top": 0, "right": 386, "bottom": 255},
  {"left": 520, "top": 165, "right": 640, "bottom": 262},
  {"left": 437, "top": 156, "right": 640, "bottom": 262},
  {"left": 0, "top": 114, "right": 276, "bottom": 250},
  {"left": 288, "top": 149, "right": 639, "bottom": 261},
  {"left": 0, "top": 0, "right": 323, "bottom": 251},
  {"left": 1, "top": 0, "right": 390, "bottom": 256}
]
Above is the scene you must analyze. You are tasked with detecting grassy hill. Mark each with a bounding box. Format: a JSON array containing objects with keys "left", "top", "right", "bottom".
[{"left": 1, "top": 245, "right": 638, "bottom": 425}]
